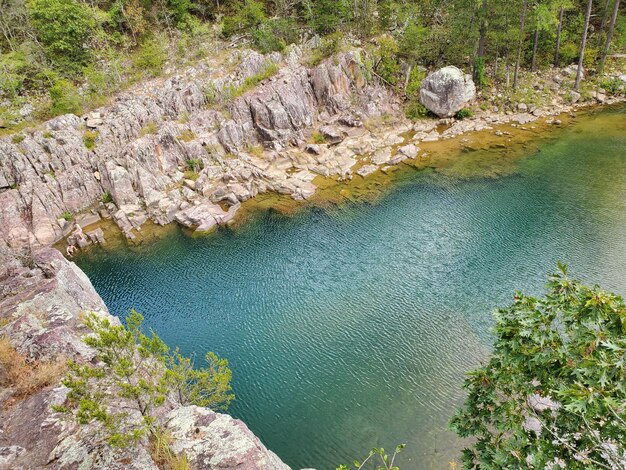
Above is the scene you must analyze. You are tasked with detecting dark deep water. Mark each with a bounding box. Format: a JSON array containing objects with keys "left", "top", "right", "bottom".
[{"left": 77, "top": 106, "right": 626, "bottom": 469}]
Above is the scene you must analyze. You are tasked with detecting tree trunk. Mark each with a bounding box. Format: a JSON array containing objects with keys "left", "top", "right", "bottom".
[
  {"left": 513, "top": 0, "right": 528, "bottom": 89},
  {"left": 474, "top": 0, "right": 489, "bottom": 83},
  {"left": 575, "top": 0, "right": 593, "bottom": 91},
  {"left": 554, "top": 6, "right": 564, "bottom": 66},
  {"left": 531, "top": 26, "right": 539, "bottom": 72},
  {"left": 598, "top": 0, "right": 621, "bottom": 73}
]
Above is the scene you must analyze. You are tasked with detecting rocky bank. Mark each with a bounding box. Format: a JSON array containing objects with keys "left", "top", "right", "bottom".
[{"left": 0, "top": 247, "right": 290, "bottom": 469}]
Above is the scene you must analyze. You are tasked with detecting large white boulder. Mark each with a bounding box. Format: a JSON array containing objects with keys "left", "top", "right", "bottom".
[{"left": 419, "top": 66, "right": 476, "bottom": 118}]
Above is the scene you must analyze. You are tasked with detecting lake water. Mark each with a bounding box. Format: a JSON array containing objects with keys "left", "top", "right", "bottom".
[{"left": 76, "top": 106, "right": 626, "bottom": 469}]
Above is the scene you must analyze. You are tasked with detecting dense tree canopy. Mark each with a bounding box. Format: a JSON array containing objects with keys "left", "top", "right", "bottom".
[
  {"left": 452, "top": 265, "right": 626, "bottom": 469},
  {"left": 0, "top": 0, "right": 624, "bottom": 125}
]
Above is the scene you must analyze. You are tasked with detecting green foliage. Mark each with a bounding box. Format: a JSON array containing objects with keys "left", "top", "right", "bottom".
[
  {"left": 404, "top": 100, "right": 429, "bottom": 121},
  {"left": 599, "top": 77, "right": 625, "bottom": 96},
  {"left": 26, "top": 0, "right": 95, "bottom": 71},
  {"left": 308, "top": 31, "right": 344, "bottom": 66},
  {"left": 473, "top": 56, "right": 487, "bottom": 89},
  {"left": 311, "top": 131, "right": 326, "bottom": 144},
  {"left": 101, "top": 191, "right": 113, "bottom": 204},
  {"left": 56, "top": 310, "right": 234, "bottom": 447},
  {"left": 405, "top": 68, "right": 426, "bottom": 97},
  {"left": 11, "top": 134, "right": 25, "bottom": 144},
  {"left": 372, "top": 35, "right": 400, "bottom": 86},
  {"left": 133, "top": 38, "right": 167, "bottom": 78},
  {"left": 452, "top": 265, "right": 626, "bottom": 469},
  {"left": 221, "top": 0, "right": 267, "bottom": 38},
  {"left": 399, "top": 22, "right": 429, "bottom": 63},
  {"left": 61, "top": 211, "right": 73, "bottom": 221},
  {"left": 185, "top": 158, "right": 203, "bottom": 171},
  {"left": 83, "top": 130, "right": 99, "bottom": 150},
  {"left": 49, "top": 79, "right": 82, "bottom": 116},
  {"left": 306, "top": 0, "right": 351, "bottom": 35},
  {"left": 337, "top": 444, "right": 406, "bottom": 470},
  {"left": 455, "top": 108, "right": 473, "bottom": 120}
]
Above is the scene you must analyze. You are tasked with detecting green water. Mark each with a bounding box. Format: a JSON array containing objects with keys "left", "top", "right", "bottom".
[{"left": 76, "top": 106, "right": 626, "bottom": 469}]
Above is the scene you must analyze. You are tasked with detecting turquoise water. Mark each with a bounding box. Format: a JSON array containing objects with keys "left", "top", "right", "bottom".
[{"left": 76, "top": 106, "right": 626, "bottom": 469}]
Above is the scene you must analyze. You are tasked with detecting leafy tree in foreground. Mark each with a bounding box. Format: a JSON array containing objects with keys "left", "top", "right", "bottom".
[
  {"left": 452, "top": 264, "right": 626, "bottom": 469},
  {"left": 54, "top": 309, "right": 234, "bottom": 447}
]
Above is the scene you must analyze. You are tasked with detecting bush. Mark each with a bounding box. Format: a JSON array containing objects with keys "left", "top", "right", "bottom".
[
  {"left": 473, "top": 56, "right": 487, "bottom": 89},
  {"left": 373, "top": 35, "right": 400, "bottom": 86},
  {"left": 221, "top": 0, "right": 267, "bottom": 38},
  {"left": 306, "top": 0, "right": 351, "bottom": 35},
  {"left": 405, "top": 100, "right": 429, "bottom": 121},
  {"left": 599, "top": 77, "right": 625, "bottom": 95},
  {"left": 308, "top": 31, "right": 344, "bottom": 66},
  {"left": 101, "top": 191, "right": 113, "bottom": 203},
  {"left": 11, "top": 134, "right": 25, "bottom": 144},
  {"left": 54, "top": 310, "right": 234, "bottom": 447},
  {"left": 61, "top": 211, "right": 73, "bottom": 221},
  {"left": 83, "top": 130, "right": 99, "bottom": 150},
  {"left": 252, "top": 25, "right": 286, "bottom": 53},
  {"left": 133, "top": 37, "right": 167, "bottom": 78},
  {"left": 185, "top": 158, "right": 203, "bottom": 171},
  {"left": 49, "top": 79, "right": 82, "bottom": 116},
  {"left": 140, "top": 121, "right": 158, "bottom": 135},
  {"left": 455, "top": 108, "right": 473, "bottom": 120},
  {"left": 26, "top": 0, "right": 95, "bottom": 71},
  {"left": 399, "top": 22, "right": 429, "bottom": 63},
  {"left": 405, "top": 67, "right": 426, "bottom": 97}
]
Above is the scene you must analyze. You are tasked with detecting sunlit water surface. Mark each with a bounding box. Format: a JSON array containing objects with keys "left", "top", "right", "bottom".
[{"left": 77, "top": 106, "right": 626, "bottom": 469}]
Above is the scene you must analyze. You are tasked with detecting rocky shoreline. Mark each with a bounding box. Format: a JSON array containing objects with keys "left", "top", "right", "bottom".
[{"left": 1, "top": 42, "right": 623, "bottom": 254}]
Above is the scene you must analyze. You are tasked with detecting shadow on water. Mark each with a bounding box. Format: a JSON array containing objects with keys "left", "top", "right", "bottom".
[{"left": 76, "top": 105, "right": 626, "bottom": 469}]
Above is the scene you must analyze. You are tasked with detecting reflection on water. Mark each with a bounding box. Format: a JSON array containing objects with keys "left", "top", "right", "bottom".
[{"left": 77, "top": 106, "right": 626, "bottom": 469}]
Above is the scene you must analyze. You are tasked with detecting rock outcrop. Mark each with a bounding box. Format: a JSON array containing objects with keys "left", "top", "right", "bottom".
[
  {"left": 0, "top": 47, "right": 398, "bottom": 250},
  {"left": 0, "top": 247, "right": 290, "bottom": 469},
  {"left": 419, "top": 66, "right": 476, "bottom": 117}
]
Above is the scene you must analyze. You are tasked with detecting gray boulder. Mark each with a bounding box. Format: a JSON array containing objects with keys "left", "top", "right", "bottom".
[{"left": 419, "top": 66, "right": 476, "bottom": 118}]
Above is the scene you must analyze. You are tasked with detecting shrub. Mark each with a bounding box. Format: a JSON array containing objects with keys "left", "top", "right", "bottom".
[
  {"left": 83, "top": 130, "right": 99, "bottom": 150},
  {"left": 405, "top": 68, "right": 426, "bottom": 97},
  {"left": 221, "top": 0, "right": 267, "bottom": 38},
  {"left": 101, "top": 191, "right": 113, "bottom": 204},
  {"left": 49, "top": 79, "right": 82, "bottom": 116},
  {"left": 473, "top": 56, "right": 487, "bottom": 89},
  {"left": 185, "top": 158, "right": 203, "bottom": 171},
  {"left": 404, "top": 100, "right": 429, "bottom": 121},
  {"left": 373, "top": 35, "right": 400, "bottom": 86},
  {"left": 133, "top": 37, "right": 167, "bottom": 78},
  {"left": 0, "top": 336, "right": 66, "bottom": 401},
  {"left": 308, "top": 31, "right": 344, "bottom": 66},
  {"left": 26, "top": 0, "right": 95, "bottom": 71},
  {"left": 455, "top": 108, "right": 473, "bottom": 120},
  {"left": 54, "top": 310, "right": 234, "bottom": 447},
  {"left": 202, "top": 82, "right": 218, "bottom": 106},
  {"left": 252, "top": 25, "right": 286, "bottom": 53},
  {"left": 11, "top": 134, "right": 25, "bottom": 144},
  {"left": 183, "top": 170, "right": 199, "bottom": 181},
  {"left": 311, "top": 131, "right": 326, "bottom": 144},
  {"left": 61, "top": 211, "right": 73, "bottom": 221},
  {"left": 599, "top": 77, "right": 625, "bottom": 95}
]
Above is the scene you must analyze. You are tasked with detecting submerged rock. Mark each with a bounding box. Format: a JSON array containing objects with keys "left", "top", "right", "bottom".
[{"left": 419, "top": 66, "right": 476, "bottom": 118}]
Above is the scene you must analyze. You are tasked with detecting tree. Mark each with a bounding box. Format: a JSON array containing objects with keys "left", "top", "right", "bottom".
[
  {"left": 26, "top": 0, "right": 96, "bottom": 71},
  {"left": 555, "top": 5, "right": 565, "bottom": 65},
  {"left": 452, "top": 265, "right": 626, "bottom": 469},
  {"left": 598, "top": 0, "right": 622, "bottom": 73},
  {"left": 575, "top": 0, "right": 593, "bottom": 90},
  {"left": 513, "top": 0, "right": 528, "bottom": 89},
  {"left": 55, "top": 310, "right": 234, "bottom": 447}
]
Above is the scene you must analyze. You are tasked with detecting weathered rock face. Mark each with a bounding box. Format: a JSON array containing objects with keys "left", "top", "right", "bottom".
[
  {"left": 0, "top": 47, "right": 398, "bottom": 250},
  {"left": 0, "top": 248, "right": 290, "bottom": 469},
  {"left": 419, "top": 66, "right": 476, "bottom": 118}
]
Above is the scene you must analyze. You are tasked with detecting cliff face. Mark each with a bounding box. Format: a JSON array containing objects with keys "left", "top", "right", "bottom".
[
  {"left": 0, "top": 46, "right": 398, "bottom": 250},
  {"left": 0, "top": 247, "right": 290, "bottom": 469}
]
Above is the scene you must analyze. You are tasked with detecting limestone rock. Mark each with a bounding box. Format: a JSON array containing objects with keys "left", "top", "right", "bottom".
[{"left": 419, "top": 66, "right": 476, "bottom": 118}]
